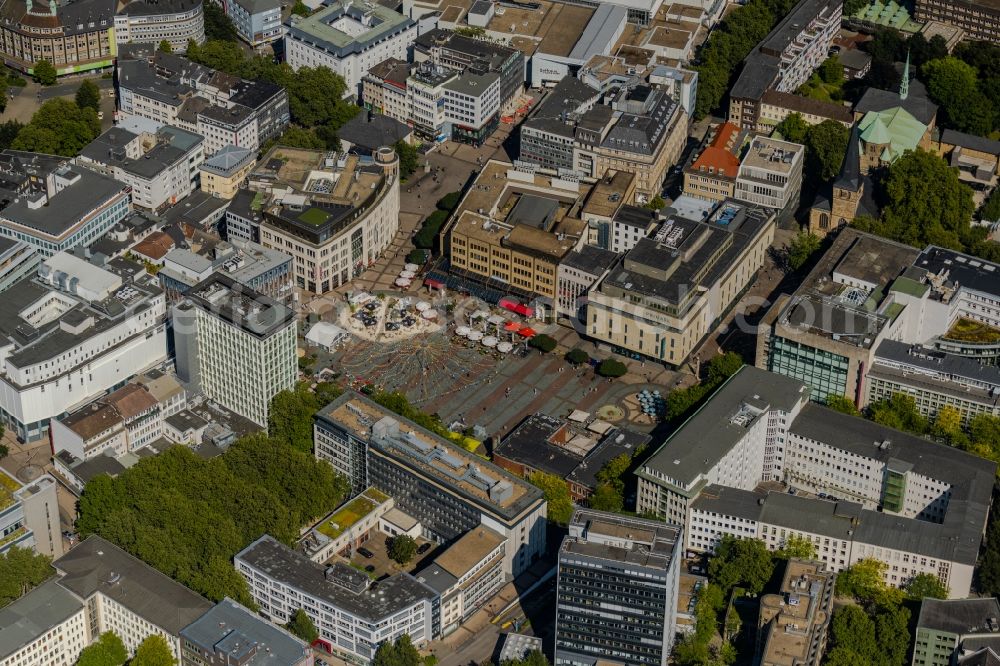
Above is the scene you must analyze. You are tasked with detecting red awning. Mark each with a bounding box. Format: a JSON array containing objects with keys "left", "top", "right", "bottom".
[
  {"left": 503, "top": 321, "right": 521, "bottom": 332},
  {"left": 423, "top": 278, "right": 445, "bottom": 289},
  {"left": 499, "top": 298, "right": 533, "bottom": 317},
  {"left": 517, "top": 327, "right": 537, "bottom": 337}
]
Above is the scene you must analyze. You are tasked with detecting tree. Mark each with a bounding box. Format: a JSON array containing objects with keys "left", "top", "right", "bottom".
[
  {"left": 565, "top": 348, "right": 589, "bottom": 365},
  {"left": 203, "top": 1, "right": 239, "bottom": 41},
  {"left": 278, "top": 126, "right": 325, "bottom": 149},
  {"left": 835, "top": 558, "right": 888, "bottom": 601},
  {"left": 286, "top": 608, "right": 319, "bottom": 643},
  {"left": 291, "top": 0, "right": 311, "bottom": 15},
  {"left": 0, "top": 443, "right": 6, "bottom": 458},
  {"left": 130, "top": 635, "right": 176, "bottom": 666},
  {"left": 825, "top": 394, "right": 861, "bottom": 416},
  {"left": 0, "top": 546, "right": 53, "bottom": 606},
  {"left": 373, "top": 635, "right": 422, "bottom": 666},
  {"left": 157, "top": 39, "right": 173, "bottom": 53},
  {"left": 75, "top": 80, "right": 101, "bottom": 112},
  {"left": 923, "top": 57, "right": 995, "bottom": 136},
  {"left": 0, "top": 120, "right": 22, "bottom": 151},
  {"left": 646, "top": 195, "right": 665, "bottom": 210},
  {"left": 33, "top": 60, "right": 56, "bottom": 85},
  {"left": 596, "top": 359, "right": 627, "bottom": 378},
  {"left": 413, "top": 209, "right": 449, "bottom": 249},
  {"left": 76, "top": 632, "right": 127, "bottom": 666},
  {"left": 11, "top": 98, "right": 100, "bottom": 156},
  {"left": 389, "top": 535, "right": 417, "bottom": 565},
  {"left": 787, "top": 231, "right": 821, "bottom": 270},
  {"left": 394, "top": 140, "right": 419, "bottom": 180},
  {"left": 775, "top": 535, "right": 817, "bottom": 560},
  {"left": 528, "top": 334, "right": 557, "bottom": 353},
  {"left": 868, "top": 393, "right": 929, "bottom": 435},
  {"left": 980, "top": 187, "right": 1000, "bottom": 222},
  {"left": 588, "top": 483, "right": 623, "bottom": 512},
  {"left": 706, "top": 352, "right": 743, "bottom": 386},
  {"left": 76, "top": 436, "right": 347, "bottom": 609},
  {"left": 931, "top": 405, "right": 968, "bottom": 447},
  {"left": 501, "top": 651, "right": 549, "bottom": 666},
  {"left": 708, "top": 535, "right": 774, "bottom": 596},
  {"left": 529, "top": 471, "right": 573, "bottom": 525},
  {"left": 904, "top": 573, "right": 948, "bottom": 600},
  {"left": 775, "top": 112, "right": 809, "bottom": 143},
  {"left": 436, "top": 191, "right": 462, "bottom": 211},
  {"left": 805, "top": 120, "right": 849, "bottom": 182},
  {"left": 268, "top": 384, "right": 321, "bottom": 453},
  {"left": 820, "top": 55, "right": 843, "bottom": 84},
  {"left": 855, "top": 150, "right": 974, "bottom": 252}
]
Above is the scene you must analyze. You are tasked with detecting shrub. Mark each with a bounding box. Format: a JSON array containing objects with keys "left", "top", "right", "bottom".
[
  {"left": 406, "top": 249, "right": 427, "bottom": 265},
  {"left": 596, "top": 359, "right": 627, "bottom": 378},
  {"left": 528, "top": 334, "right": 557, "bottom": 353},
  {"left": 436, "top": 191, "right": 462, "bottom": 211}
]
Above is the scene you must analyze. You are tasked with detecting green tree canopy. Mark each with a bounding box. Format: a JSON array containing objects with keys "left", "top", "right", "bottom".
[
  {"left": 268, "top": 384, "right": 323, "bottom": 452},
  {"left": 867, "top": 393, "right": 929, "bottom": 435},
  {"left": 291, "top": 0, "right": 310, "bottom": 15},
  {"left": 854, "top": 150, "right": 974, "bottom": 251},
  {"left": 0, "top": 546, "right": 53, "bottom": 607},
  {"left": 278, "top": 126, "right": 325, "bottom": 149},
  {"left": 819, "top": 55, "right": 843, "bottom": 85},
  {"left": 775, "top": 112, "right": 808, "bottom": 143},
  {"left": 708, "top": 535, "right": 774, "bottom": 596},
  {"left": 394, "top": 140, "right": 419, "bottom": 180},
  {"left": 202, "top": 1, "right": 239, "bottom": 41},
  {"left": 75, "top": 80, "right": 101, "bottom": 112},
  {"left": 76, "top": 632, "right": 127, "bottom": 666},
  {"left": 131, "top": 635, "right": 176, "bottom": 666},
  {"left": 529, "top": 334, "right": 557, "bottom": 353},
  {"left": 706, "top": 352, "right": 744, "bottom": 386},
  {"left": 373, "top": 635, "right": 422, "bottom": 666},
  {"left": 923, "top": 57, "right": 995, "bottom": 136},
  {"left": 835, "top": 558, "right": 890, "bottom": 602},
  {"left": 904, "top": 573, "right": 948, "bottom": 600},
  {"left": 286, "top": 608, "right": 319, "bottom": 643},
  {"left": 774, "top": 535, "right": 817, "bottom": 560},
  {"left": 565, "top": 348, "right": 589, "bottom": 365},
  {"left": 646, "top": 195, "right": 665, "bottom": 210},
  {"left": 596, "top": 359, "right": 627, "bottom": 378},
  {"left": 11, "top": 98, "right": 100, "bottom": 156},
  {"left": 588, "top": 483, "right": 624, "bottom": 513},
  {"left": 529, "top": 471, "right": 573, "bottom": 525},
  {"left": 33, "top": 60, "right": 56, "bottom": 85},
  {"left": 787, "top": 231, "right": 821, "bottom": 271},
  {"left": 389, "top": 535, "right": 417, "bottom": 565},
  {"left": 0, "top": 120, "right": 22, "bottom": 152},
  {"left": 805, "top": 120, "right": 850, "bottom": 182},
  {"left": 501, "top": 650, "right": 549, "bottom": 666},
  {"left": 158, "top": 39, "right": 173, "bottom": 53},
  {"left": 76, "top": 434, "right": 348, "bottom": 608},
  {"left": 825, "top": 394, "right": 861, "bottom": 416}
]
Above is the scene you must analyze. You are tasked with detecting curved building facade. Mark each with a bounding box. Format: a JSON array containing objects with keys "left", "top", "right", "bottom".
[
  {"left": 254, "top": 146, "right": 400, "bottom": 294},
  {"left": 0, "top": 0, "right": 115, "bottom": 76},
  {"left": 113, "top": 0, "right": 205, "bottom": 52}
]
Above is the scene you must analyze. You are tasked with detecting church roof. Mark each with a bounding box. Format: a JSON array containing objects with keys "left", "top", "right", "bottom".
[{"left": 858, "top": 106, "right": 926, "bottom": 163}]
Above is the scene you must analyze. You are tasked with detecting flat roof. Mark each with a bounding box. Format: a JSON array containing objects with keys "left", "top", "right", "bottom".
[
  {"left": 563, "top": 509, "right": 680, "bottom": 570},
  {"left": 184, "top": 272, "right": 294, "bottom": 339},
  {"left": 180, "top": 598, "right": 310, "bottom": 665},
  {"left": 917, "top": 598, "right": 1000, "bottom": 635},
  {"left": 1, "top": 169, "right": 126, "bottom": 239},
  {"left": 236, "top": 536, "right": 435, "bottom": 621},
  {"left": 55, "top": 536, "right": 212, "bottom": 634},
  {"left": 431, "top": 526, "right": 505, "bottom": 579},
  {"left": 914, "top": 245, "right": 1000, "bottom": 300},
  {"left": 0, "top": 579, "right": 79, "bottom": 661},
  {"left": 317, "top": 392, "right": 544, "bottom": 521},
  {"left": 286, "top": 0, "right": 414, "bottom": 57},
  {"left": 641, "top": 367, "right": 808, "bottom": 488}
]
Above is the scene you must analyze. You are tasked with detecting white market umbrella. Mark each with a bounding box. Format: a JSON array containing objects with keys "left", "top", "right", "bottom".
[
  {"left": 487, "top": 314, "right": 505, "bottom": 326},
  {"left": 422, "top": 309, "right": 438, "bottom": 320},
  {"left": 497, "top": 341, "right": 513, "bottom": 353},
  {"left": 455, "top": 326, "right": 471, "bottom": 337},
  {"left": 399, "top": 270, "right": 416, "bottom": 279},
  {"left": 404, "top": 263, "right": 419, "bottom": 272},
  {"left": 394, "top": 277, "right": 412, "bottom": 287},
  {"left": 416, "top": 301, "right": 431, "bottom": 312},
  {"left": 482, "top": 336, "right": 498, "bottom": 348},
  {"left": 468, "top": 330, "right": 483, "bottom": 341}
]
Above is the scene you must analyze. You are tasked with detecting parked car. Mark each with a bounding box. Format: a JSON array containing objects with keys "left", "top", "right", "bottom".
[
  {"left": 417, "top": 542, "right": 432, "bottom": 554},
  {"left": 358, "top": 547, "right": 374, "bottom": 559}
]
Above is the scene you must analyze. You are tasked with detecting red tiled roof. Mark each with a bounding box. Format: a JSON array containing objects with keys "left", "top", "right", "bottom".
[
  {"left": 689, "top": 122, "right": 741, "bottom": 177},
  {"left": 131, "top": 231, "right": 175, "bottom": 261}
]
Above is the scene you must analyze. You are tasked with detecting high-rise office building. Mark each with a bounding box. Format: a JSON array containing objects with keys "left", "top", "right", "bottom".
[
  {"left": 173, "top": 273, "right": 296, "bottom": 426},
  {"left": 555, "top": 509, "right": 682, "bottom": 666}
]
